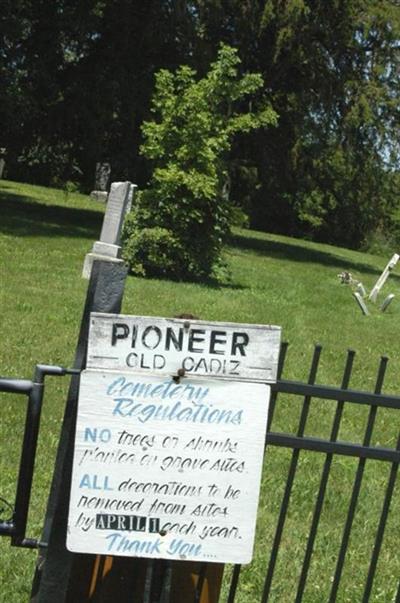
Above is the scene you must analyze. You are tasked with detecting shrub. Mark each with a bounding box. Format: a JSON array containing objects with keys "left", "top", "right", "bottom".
[{"left": 122, "top": 44, "right": 277, "bottom": 281}]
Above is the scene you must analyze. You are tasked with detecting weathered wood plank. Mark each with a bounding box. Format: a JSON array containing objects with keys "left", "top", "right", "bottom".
[{"left": 87, "top": 313, "right": 281, "bottom": 383}]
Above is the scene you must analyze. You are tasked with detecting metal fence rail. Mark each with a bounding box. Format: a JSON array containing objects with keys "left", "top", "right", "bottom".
[{"left": 0, "top": 365, "right": 79, "bottom": 548}]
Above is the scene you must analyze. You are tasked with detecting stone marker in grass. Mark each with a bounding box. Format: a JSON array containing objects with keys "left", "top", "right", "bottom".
[
  {"left": 381, "top": 293, "right": 395, "bottom": 312},
  {"left": 353, "top": 292, "right": 369, "bottom": 315},
  {"left": 369, "top": 253, "right": 399, "bottom": 302},
  {"left": 82, "top": 181, "right": 136, "bottom": 279},
  {"left": 90, "top": 162, "right": 111, "bottom": 203}
]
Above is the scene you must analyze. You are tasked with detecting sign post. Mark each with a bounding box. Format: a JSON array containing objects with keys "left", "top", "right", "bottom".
[
  {"left": 30, "top": 261, "right": 129, "bottom": 603},
  {"left": 65, "top": 313, "right": 281, "bottom": 600}
]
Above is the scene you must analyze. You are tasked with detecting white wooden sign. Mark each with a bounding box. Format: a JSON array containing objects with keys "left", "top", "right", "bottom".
[
  {"left": 67, "top": 370, "right": 270, "bottom": 564},
  {"left": 87, "top": 313, "right": 281, "bottom": 383}
]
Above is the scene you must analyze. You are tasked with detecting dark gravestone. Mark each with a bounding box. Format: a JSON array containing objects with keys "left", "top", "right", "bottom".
[{"left": 90, "top": 162, "right": 111, "bottom": 203}]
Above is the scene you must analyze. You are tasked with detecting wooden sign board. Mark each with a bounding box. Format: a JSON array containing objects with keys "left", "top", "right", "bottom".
[
  {"left": 87, "top": 313, "right": 281, "bottom": 383},
  {"left": 67, "top": 371, "right": 270, "bottom": 564}
]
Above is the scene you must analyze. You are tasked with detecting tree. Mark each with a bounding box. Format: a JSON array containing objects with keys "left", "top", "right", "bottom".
[
  {"left": 259, "top": 0, "right": 400, "bottom": 247},
  {"left": 1, "top": 0, "right": 196, "bottom": 188},
  {"left": 189, "top": 0, "right": 400, "bottom": 248},
  {"left": 122, "top": 44, "right": 277, "bottom": 280}
]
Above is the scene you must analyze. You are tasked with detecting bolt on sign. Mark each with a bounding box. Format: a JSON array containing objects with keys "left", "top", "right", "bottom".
[{"left": 67, "top": 314, "right": 281, "bottom": 564}]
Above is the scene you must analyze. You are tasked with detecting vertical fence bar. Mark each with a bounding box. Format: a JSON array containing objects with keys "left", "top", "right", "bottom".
[
  {"left": 396, "top": 578, "right": 400, "bottom": 603},
  {"left": 294, "top": 349, "right": 356, "bottom": 602},
  {"left": 328, "top": 356, "right": 388, "bottom": 603},
  {"left": 193, "top": 564, "right": 207, "bottom": 603},
  {"left": 160, "top": 562, "right": 172, "bottom": 603},
  {"left": 149, "top": 560, "right": 172, "bottom": 603},
  {"left": 226, "top": 565, "right": 241, "bottom": 603},
  {"left": 224, "top": 342, "right": 289, "bottom": 603},
  {"left": 362, "top": 430, "right": 400, "bottom": 603},
  {"left": 261, "top": 344, "right": 322, "bottom": 603},
  {"left": 143, "top": 559, "right": 155, "bottom": 603},
  {"left": 11, "top": 381, "right": 43, "bottom": 545},
  {"left": 267, "top": 341, "right": 289, "bottom": 432}
]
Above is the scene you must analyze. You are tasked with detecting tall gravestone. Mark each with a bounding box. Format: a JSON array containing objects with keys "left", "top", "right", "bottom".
[
  {"left": 82, "top": 181, "right": 136, "bottom": 279},
  {"left": 90, "top": 162, "right": 111, "bottom": 203}
]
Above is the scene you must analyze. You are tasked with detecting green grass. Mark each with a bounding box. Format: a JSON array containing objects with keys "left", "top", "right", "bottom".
[{"left": 1, "top": 179, "right": 399, "bottom": 602}]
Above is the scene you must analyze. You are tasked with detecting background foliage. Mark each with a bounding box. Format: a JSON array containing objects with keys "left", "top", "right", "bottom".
[{"left": 1, "top": 0, "right": 399, "bottom": 250}]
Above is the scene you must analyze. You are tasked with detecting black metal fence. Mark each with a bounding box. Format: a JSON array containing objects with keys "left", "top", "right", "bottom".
[
  {"left": 1, "top": 345, "right": 399, "bottom": 602},
  {"left": 222, "top": 343, "right": 400, "bottom": 603},
  {"left": 0, "top": 364, "right": 79, "bottom": 548}
]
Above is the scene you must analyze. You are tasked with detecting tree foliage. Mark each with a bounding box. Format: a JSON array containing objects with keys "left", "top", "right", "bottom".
[
  {"left": 186, "top": 0, "right": 400, "bottom": 247},
  {"left": 1, "top": 0, "right": 399, "bottom": 249},
  {"left": 122, "top": 44, "right": 277, "bottom": 280}
]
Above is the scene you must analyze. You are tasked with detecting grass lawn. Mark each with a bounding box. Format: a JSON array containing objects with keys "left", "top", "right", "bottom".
[{"left": 0, "top": 179, "right": 399, "bottom": 602}]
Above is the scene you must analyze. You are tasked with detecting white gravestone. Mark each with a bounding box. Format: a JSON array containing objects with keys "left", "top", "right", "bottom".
[
  {"left": 353, "top": 292, "right": 369, "bottom": 315},
  {"left": 82, "top": 181, "right": 136, "bottom": 279},
  {"left": 381, "top": 293, "right": 395, "bottom": 312},
  {"left": 369, "top": 253, "right": 399, "bottom": 302}
]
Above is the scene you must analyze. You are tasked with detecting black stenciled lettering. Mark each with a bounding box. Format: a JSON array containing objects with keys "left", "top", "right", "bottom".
[
  {"left": 142, "top": 326, "right": 162, "bottom": 349},
  {"left": 183, "top": 356, "right": 195, "bottom": 371},
  {"left": 231, "top": 332, "right": 249, "bottom": 356},
  {"left": 165, "top": 327, "right": 183, "bottom": 351},
  {"left": 131, "top": 324, "right": 138, "bottom": 348},
  {"left": 188, "top": 329, "right": 205, "bottom": 353},
  {"left": 126, "top": 352, "right": 138, "bottom": 367},
  {"left": 112, "top": 323, "right": 130, "bottom": 346},
  {"left": 209, "top": 331, "right": 227, "bottom": 355},
  {"left": 229, "top": 360, "right": 240, "bottom": 375}
]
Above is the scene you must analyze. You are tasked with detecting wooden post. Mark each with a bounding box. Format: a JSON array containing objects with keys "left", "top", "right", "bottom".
[
  {"left": 29, "top": 261, "right": 225, "bottom": 603},
  {"left": 30, "top": 259, "right": 128, "bottom": 602},
  {"left": 30, "top": 270, "right": 279, "bottom": 603}
]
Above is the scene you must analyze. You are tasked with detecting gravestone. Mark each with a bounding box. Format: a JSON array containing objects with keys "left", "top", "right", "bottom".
[
  {"left": 356, "top": 282, "right": 367, "bottom": 297},
  {"left": 90, "top": 162, "right": 111, "bottom": 203},
  {"left": 381, "top": 293, "right": 395, "bottom": 312},
  {"left": 353, "top": 292, "right": 369, "bottom": 315},
  {"left": 83, "top": 181, "right": 136, "bottom": 279},
  {"left": 95, "top": 162, "right": 111, "bottom": 191},
  {"left": 0, "top": 148, "right": 6, "bottom": 179},
  {"left": 369, "top": 253, "right": 399, "bottom": 302}
]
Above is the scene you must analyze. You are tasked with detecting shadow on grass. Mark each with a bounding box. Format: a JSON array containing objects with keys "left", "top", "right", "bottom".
[
  {"left": 230, "top": 232, "right": 400, "bottom": 281},
  {"left": 0, "top": 191, "right": 103, "bottom": 239},
  {"left": 128, "top": 270, "right": 248, "bottom": 291}
]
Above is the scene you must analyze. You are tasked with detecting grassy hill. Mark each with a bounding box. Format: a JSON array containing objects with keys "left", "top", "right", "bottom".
[{"left": 0, "top": 180, "right": 399, "bottom": 602}]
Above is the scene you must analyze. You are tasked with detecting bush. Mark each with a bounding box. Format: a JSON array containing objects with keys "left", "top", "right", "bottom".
[
  {"left": 122, "top": 44, "right": 277, "bottom": 281},
  {"left": 123, "top": 211, "right": 185, "bottom": 279}
]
